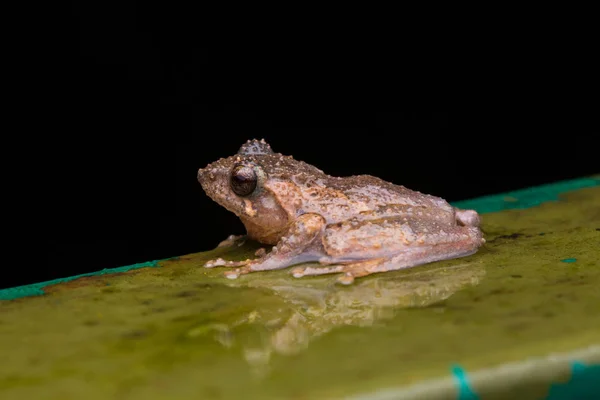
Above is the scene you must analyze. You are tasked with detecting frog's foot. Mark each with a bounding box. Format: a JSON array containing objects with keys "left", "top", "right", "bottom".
[
  {"left": 291, "top": 258, "right": 386, "bottom": 285},
  {"left": 204, "top": 257, "right": 252, "bottom": 268}
]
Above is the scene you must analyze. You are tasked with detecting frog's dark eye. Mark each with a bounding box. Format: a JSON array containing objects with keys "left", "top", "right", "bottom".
[{"left": 230, "top": 164, "right": 257, "bottom": 196}]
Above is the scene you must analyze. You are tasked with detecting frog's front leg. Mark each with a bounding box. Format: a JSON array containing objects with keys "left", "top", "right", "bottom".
[{"left": 223, "top": 213, "right": 326, "bottom": 279}]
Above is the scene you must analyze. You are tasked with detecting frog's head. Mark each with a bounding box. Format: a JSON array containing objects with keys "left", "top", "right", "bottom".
[{"left": 198, "top": 139, "right": 318, "bottom": 244}]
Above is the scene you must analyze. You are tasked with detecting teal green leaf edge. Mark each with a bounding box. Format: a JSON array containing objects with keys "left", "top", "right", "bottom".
[
  {"left": 545, "top": 361, "right": 600, "bottom": 400},
  {"left": 348, "top": 346, "right": 600, "bottom": 400},
  {"left": 1, "top": 175, "right": 599, "bottom": 302},
  {"left": 449, "top": 361, "right": 600, "bottom": 400},
  {"left": 0, "top": 260, "right": 163, "bottom": 301},
  {"left": 451, "top": 365, "right": 480, "bottom": 400},
  {"left": 451, "top": 176, "right": 600, "bottom": 214}
]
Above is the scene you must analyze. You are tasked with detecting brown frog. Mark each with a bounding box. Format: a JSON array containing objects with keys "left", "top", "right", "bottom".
[{"left": 197, "top": 139, "right": 484, "bottom": 284}]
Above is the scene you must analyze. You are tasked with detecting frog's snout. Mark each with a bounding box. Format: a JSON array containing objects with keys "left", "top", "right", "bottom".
[
  {"left": 197, "top": 167, "right": 206, "bottom": 185},
  {"left": 197, "top": 166, "right": 219, "bottom": 187}
]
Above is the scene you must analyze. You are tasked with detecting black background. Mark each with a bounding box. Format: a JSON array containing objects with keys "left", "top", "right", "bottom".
[{"left": 12, "top": 5, "right": 598, "bottom": 290}]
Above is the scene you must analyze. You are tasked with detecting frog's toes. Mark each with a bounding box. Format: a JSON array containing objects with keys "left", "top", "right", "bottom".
[
  {"left": 204, "top": 258, "right": 226, "bottom": 268},
  {"left": 254, "top": 248, "right": 267, "bottom": 257},
  {"left": 291, "top": 265, "right": 358, "bottom": 284},
  {"left": 291, "top": 265, "right": 344, "bottom": 278},
  {"left": 291, "top": 267, "right": 306, "bottom": 278},
  {"left": 336, "top": 273, "right": 355, "bottom": 285},
  {"left": 224, "top": 270, "right": 240, "bottom": 279},
  {"left": 223, "top": 265, "right": 253, "bottom": 279},
  {"left": 204, "top": 258, "right": 251, "bottom": 268}
]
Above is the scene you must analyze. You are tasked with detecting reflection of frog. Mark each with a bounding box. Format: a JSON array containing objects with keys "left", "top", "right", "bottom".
[
  {"left": 198, "top": 139, "right": 484, "bottom": 284},
  {"left": 262, "top": 263, "right": 485, "bottom": 355},
  {"left": 194, "top": 262, "right": 485, "bottom": 370}
]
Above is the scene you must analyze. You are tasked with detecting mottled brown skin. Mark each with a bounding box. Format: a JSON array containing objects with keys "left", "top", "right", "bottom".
[{"left": 198, "top": 139, "right": 485, "bottom": 284}]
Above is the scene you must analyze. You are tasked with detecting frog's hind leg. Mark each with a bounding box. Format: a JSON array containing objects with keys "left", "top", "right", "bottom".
[{"left": 293, "top": 238, "right": 483, "bottom": 285}]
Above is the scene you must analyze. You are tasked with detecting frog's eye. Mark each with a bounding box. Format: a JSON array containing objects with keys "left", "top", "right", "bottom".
[{"left": 230, "top": 164, "right": 257, "bottom": 196}]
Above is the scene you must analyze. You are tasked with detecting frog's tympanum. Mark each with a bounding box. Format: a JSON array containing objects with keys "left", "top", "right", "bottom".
[{"left": 198, "top": 139, "right": 484, "bottom": 284}]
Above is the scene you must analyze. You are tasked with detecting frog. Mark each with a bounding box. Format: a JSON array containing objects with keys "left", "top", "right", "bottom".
[{"left": 197, "top": 139, "right": 485, "bottom": 284}]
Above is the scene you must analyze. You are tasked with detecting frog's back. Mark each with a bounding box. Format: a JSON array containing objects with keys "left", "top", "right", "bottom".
[
  {"left": 298, "top": 173, "right": 455, "bottom": 225},
  {"left": 331, "top": 174, "right": 444, "bottom": 205}
]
